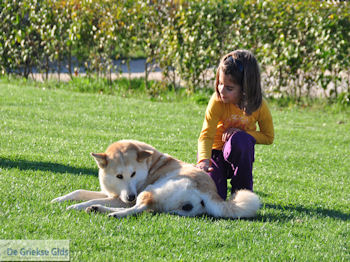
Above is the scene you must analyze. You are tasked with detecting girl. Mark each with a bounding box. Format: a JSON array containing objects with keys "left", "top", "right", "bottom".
[{"left": 196, "top": 50, "right": 274, "bottom": 200}]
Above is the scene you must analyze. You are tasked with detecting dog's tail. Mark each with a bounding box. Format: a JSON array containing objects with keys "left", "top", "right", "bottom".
[{"left": 206, "top": 190, "right": 261, "bottom": 219}]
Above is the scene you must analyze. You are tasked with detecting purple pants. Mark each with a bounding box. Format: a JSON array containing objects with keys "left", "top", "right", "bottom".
[{"left": 208, "top": 131, "right": 256, "bottom": 200}]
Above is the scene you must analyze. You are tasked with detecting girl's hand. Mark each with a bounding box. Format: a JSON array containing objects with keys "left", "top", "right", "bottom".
[
  {"left": 196, "top": 159, "right": 213, "bottom": 173},
  {"left": 222, "top": 127, "right": 241, "bottom": 142}
]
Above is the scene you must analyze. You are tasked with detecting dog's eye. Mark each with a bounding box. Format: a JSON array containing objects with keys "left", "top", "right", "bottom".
[
  {"left": 131, "top": 172, "right": 136, "bottom": 178},
  {"left": 116, "top": 174, "right": 123, "bottom": 179}
]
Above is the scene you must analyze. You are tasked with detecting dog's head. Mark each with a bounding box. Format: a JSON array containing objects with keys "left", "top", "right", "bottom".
[{"left": 91, "top": 140, "right": 154, "bottom": 203}]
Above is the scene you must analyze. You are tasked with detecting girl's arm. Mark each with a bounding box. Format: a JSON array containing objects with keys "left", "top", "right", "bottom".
[
  {"left": 197, "top": 94, "right": 223, "bottom": 162},
  {"left": 246, "top": 100, "right": 274, "bottom": 144}
]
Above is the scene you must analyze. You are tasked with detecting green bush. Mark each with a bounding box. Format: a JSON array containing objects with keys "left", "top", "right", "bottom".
[{"left": 0, "top": 0, "right": 349, "bottom": 99}]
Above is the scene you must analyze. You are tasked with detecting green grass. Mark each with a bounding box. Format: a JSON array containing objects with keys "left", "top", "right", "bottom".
[{"left": 0, "top": 79, "right": 349, "bottom": 261}]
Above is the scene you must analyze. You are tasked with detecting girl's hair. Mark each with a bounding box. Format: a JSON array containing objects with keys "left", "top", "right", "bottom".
[{"left": 215, "top": 50, "right": 262, "bottom": 115}]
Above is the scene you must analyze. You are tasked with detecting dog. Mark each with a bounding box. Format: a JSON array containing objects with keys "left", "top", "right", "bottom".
[{"left": 51, "top": 140, "right": 261, "bottom": 218}]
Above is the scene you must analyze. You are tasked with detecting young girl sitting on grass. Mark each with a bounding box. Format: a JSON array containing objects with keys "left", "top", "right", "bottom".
[{"left": 196, "top": 50, "right": 274, "bottom": 200}]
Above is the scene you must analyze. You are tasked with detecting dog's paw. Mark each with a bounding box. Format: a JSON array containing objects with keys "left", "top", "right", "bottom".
[
  {"left": 85, "top": 205, "right": 102, "bottom": 213},
  {"left": 66, "top": 204, "right": 85, "bottom": 211},
  {"left": 108, "top": 213, "right": 120, "bottom": 219},
  {"left": 66, "top": 204, "right": 76, "bottom": 210},
  {"left": 108, "top": 212, "right": 124, "bottom": 219},
  {"left": 51, "top": 196, "right": 65, "bottom": 203}
]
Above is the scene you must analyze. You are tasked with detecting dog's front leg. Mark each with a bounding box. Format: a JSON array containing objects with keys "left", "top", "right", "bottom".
[
  {"left": 85, "top": 198, "right": 134, "bottom": 214},
  {"left": 86, "top": 206, "right": 126, "bottom": 214},
  {"left": 67, "top": 197, "right": 130, "bottom": 211},
  {"left": 108, "top": 191, "right": 153, "bottom": 218},
  {"left": 108, "top": 204, "right": 149, "bottom": 218},
  {"left": 51, "top": 190, "right": 108, "bottom": 203}
]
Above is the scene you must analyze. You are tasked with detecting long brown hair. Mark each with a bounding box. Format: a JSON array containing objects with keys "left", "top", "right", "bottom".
[{"left": 215, "top": 50, "right": 262, "bottom": 115}]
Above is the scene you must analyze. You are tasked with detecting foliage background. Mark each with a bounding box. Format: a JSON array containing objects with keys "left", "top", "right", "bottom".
[{"left": 0, "top": 0, "right": 349, "bottom": 100}]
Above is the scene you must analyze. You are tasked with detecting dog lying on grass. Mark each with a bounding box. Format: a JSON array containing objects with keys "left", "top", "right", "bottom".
[{"left": 52, "top": 140, "right": 261, "bottom": 218}]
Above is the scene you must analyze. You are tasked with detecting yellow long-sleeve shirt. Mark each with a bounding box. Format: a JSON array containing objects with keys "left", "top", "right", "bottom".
[{"left": 198, "top": 93, "right": 274, "bottom": 162}]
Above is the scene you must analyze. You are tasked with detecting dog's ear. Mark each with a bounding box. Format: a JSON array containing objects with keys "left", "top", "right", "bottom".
[
  {"left": 91, "top": 153, "right": 108, "bottom": 168},
  {"left": 137, "top": 150, "right": 153, "bottom": 162}
]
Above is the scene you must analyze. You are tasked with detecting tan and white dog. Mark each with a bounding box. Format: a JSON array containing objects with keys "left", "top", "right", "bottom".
[{"left": 51, "top": 140, "right": 261, "bottom": 218}]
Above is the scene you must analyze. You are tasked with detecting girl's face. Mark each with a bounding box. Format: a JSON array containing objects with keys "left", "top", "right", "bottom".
[{"left": 218, "top": 71, "right": 241, "bottom": 105}]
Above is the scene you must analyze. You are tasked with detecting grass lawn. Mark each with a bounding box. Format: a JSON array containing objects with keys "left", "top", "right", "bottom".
[{"left": 0, "top": 80, "right": 349, "bottom": 261}]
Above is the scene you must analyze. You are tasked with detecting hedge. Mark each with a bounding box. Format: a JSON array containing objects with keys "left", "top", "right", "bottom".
[{"left": 0, "top": 0, "right": 349, "bottom": 99}]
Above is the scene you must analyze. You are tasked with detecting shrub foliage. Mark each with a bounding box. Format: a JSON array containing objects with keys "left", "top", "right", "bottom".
[{"left": 0, "top": 0, "right": 349, "bottom": 98}]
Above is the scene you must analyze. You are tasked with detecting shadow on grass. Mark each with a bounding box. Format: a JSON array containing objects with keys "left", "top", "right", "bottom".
[
  {"left": 191, "top": 203, "right": 350, "bottom": 222},
  {"left": 103, "top": 191, "right": 350, "bottom": 222},
  {"left": 258, "top": 203, "right": 350, "bottom": 222},
  {"left": 0, "top": 157, "right": 97, "bottom": 176}
]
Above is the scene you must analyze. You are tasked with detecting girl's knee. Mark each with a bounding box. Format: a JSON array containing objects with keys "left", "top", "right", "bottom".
[{"left": 223, "top": 131, "right": 256, "bottom": 162}]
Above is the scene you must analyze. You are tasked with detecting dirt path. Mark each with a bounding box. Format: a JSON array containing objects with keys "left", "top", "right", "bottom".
[
  {"left": 29, "top": 58, "right": 165, "bottom": 82},
  {"left": 29, "top": 71, "right": 164, "bottom": 82}
]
